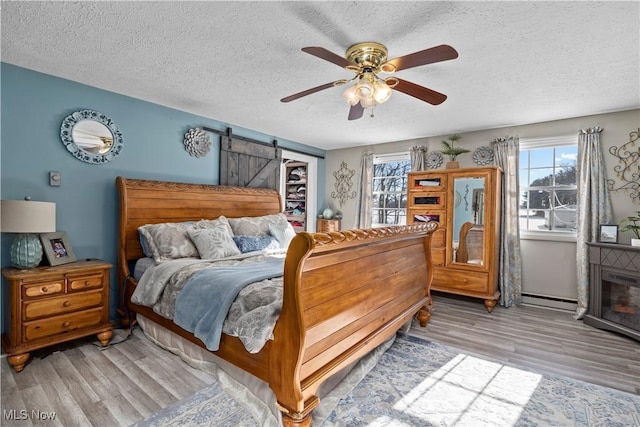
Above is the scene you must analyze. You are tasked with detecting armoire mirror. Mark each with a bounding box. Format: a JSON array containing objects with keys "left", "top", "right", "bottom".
[
  {"left": 452, "top": 176, "right": 485, "bottom": 265},
  {"left": 60, "top": 110, "right": 124, "bottom": 164}
]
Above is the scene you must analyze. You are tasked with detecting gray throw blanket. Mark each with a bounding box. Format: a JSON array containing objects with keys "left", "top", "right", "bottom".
[{"left": 174, "top": 256, "right": 284, "bottom": 351}]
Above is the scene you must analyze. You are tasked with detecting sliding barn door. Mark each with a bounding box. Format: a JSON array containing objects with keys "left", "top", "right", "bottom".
[{"left": 219, "top": 137, "right": 282, "bottom": 190}]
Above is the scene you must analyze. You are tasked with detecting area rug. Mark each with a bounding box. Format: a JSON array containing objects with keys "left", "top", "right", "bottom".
[{"left": 133, "top": 334, "right": 640, "bottom": 426}]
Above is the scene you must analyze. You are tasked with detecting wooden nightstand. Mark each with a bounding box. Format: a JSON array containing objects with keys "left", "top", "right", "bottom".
[
  {"left": 1, "top": 259, "right": 113, "bottom": 372},
  {"left": 317, "top": 219, "right": 340, "bottom": 233}
]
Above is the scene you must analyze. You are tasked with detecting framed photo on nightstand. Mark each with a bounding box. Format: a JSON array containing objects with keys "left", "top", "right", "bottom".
[
  {"left": 40, "top": 231, "right": 77, "bottom": 266},
  {"left": 598, "top": 224, "right": 618, "bottom": 244}
]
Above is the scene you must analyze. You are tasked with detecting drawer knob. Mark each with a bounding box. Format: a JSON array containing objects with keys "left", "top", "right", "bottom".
[
  {"left": 63, "top": 301, "right": 71, "bottom": 307},
  {"left": 63, "top": 321, "right": 70, "bottom": 328},
  {"left": 84, "top": 280, "right": 90, "bottom": 286},
  {"left": 41, "top": 286, "right": 48, "bottom": 293}
]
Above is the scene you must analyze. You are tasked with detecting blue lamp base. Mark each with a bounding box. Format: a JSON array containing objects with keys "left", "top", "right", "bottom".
[{"left": 10, "top": 233, "right": 43, "bottom": 269}]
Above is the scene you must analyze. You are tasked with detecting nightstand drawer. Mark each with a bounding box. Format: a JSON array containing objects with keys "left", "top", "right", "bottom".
[
  {"left": 22, "top": 280, "right": 64, "bottom": 299},
  {"left": 23, "top": 291, "right": 103, "bottom": 320},
  {"left": 68, "top": 273, "right": 104, "bottom": 292},
  {"left": 23, "top": 308, "right": 104, "bottom": 341}
]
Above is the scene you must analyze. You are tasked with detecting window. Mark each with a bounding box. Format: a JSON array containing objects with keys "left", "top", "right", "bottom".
[
  {"left": 519, "top": 136, "right": 578, "bottom": 236},
  {"left": 372, "top": 153, "right": 411, "bottom": 227}
]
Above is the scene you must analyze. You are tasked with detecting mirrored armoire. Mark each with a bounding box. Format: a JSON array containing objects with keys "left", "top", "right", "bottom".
[{"left": 407, "top": 166, "right": 502, "bottom": 312}]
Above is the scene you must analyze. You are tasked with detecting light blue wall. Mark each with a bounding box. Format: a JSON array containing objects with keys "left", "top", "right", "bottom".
[{"left": 0, "top": 63, "right": 325, "bottom": 332}]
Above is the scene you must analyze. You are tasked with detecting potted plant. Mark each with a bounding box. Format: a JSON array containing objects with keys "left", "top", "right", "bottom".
[
  {"left": 439, "top": 134, "right": 470, "bottom": 169},
  {"left": 619, "top": 211, "right": 640, "bottom": 246}
]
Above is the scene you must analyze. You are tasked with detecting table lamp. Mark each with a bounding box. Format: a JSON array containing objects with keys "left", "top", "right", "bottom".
[{"left": 1, "top": 199, "right": 56, "bottom": 269}]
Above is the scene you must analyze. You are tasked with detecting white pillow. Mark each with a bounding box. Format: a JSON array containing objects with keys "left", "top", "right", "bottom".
[
  {"left": 138, "top": 222, "right": 199, "bottom": 264},
  {"left": 195, "top": 215, "right": 234, "bottom": 235},
  {"left": 269, "top": 222, "right": 296, "bottom": 249},
  {"left": 188, "top": 225, "right": 241, "bottom": 260},
  {"left": 228, "top": 213, "right": 289, "bottom": 236}
]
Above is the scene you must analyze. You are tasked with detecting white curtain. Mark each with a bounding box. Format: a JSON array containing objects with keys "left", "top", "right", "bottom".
[
  {"left": 492, "top": 136, "right": 523, "bottom": 307},
  {"left": 410, "top": 146, "right": 427, "bottom": 171},
  {"left": 356, "top": 152, "right": 373, "bottom": 229},
  {"left": 575, "top": 126, "right": 612, "bottom": 319}
]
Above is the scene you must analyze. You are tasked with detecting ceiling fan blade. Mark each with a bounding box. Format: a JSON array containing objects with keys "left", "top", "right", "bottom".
[
  {"left": 302, "top": 46, "right": 353, "bottom": 69},
  {"left": 348, "top": 103, "right": 364, "bottom": 121},
  {"left": 393, "top": 78, "right": 447, "bottom": 105},
  {"left": 383, "top": 44, "right": 458, "bottom": 72},
  {"left": 280, "top": 82, "right": 337, "bottom": 103}
]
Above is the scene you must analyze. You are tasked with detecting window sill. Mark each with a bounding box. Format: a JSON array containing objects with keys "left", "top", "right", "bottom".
[{"left": 520, "top": 231, "right": 577, "bottom": 243}]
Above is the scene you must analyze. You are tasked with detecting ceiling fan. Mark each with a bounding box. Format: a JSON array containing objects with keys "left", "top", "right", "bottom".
[{"left": 280, "top": 42, "right": 458, "bottom": 120}]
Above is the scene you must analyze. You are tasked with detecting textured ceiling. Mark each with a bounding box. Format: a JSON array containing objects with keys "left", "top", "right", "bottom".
[{"left": 2, "top": 1, "right": 638, "bottom": 151}]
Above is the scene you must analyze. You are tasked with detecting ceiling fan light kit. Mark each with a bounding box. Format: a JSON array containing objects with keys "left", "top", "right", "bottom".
[
  {"left": 281, "top": 41, "right": 458, "bottom": 120},
  {"left": 342, "top": 85, "right": 360, "bottom": 106}
]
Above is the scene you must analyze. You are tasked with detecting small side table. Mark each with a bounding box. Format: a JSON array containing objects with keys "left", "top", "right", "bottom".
[
  {"left": 317, "top": 219, "right": 340, "bottom": 233},
  {"left": 2, "top": 259, "right": 113, "bottom": 372}
]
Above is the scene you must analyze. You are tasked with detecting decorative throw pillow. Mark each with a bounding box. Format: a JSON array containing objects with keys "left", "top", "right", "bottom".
[
  {"left": 232, "top": 235, "right": 280, "bottom": 254},
  {"left": 188, "top": 226, "right": 241, "bottom": 260},
  {"left": 138, "top": 222, "right": 199, "bottom": 264},
  {"left": 228, "top": 213, "right": 289, "bottom": 236},
  {"left": 269, "top": 222, "right": 296, "bottom": 249},
  {"left": 194, "top": 215, "right": 234, "bottom": 235}
]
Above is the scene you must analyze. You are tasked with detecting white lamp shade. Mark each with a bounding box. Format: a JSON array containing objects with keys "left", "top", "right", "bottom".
[
  {"left": 1, "top": 200, "right": 56, "bottom": 233},
  {"left": 356, "top": 78, "right": 373, "bottom": 97},
  {"left": 360, "top": 95, "right": 376, "bottom": 109},
  {"left": 342, "top": 85, "right": 360, "bottom": 106},
  {"left": 373, "top": 81, "right": 392, "bottom": 104}
]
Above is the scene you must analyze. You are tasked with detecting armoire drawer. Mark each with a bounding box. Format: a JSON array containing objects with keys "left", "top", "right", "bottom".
[{"left": 433, "top": 269, "right": 489, "bottom": 293}]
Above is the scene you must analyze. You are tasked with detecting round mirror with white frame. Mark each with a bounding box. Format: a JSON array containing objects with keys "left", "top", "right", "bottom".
[{"left": 60, "top": 110, "right": 123, "bottom": 164}]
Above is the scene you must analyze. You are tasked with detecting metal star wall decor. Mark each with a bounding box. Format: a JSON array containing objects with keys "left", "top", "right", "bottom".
[{"left": 331, "top": 161, "right": 356, "bottom": 207}]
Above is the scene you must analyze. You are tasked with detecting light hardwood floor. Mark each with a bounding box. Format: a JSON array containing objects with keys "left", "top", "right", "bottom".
[
  {"left": 411, "top": 293, "right": 640, "bottom": 395},
  {"left": 1, "top": 294, "right": 638, "bottom": 426}
]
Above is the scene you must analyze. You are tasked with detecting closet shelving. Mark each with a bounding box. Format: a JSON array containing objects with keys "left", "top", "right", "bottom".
[{"left": 284, "top": 161, "right": 307, "bottom": 232}]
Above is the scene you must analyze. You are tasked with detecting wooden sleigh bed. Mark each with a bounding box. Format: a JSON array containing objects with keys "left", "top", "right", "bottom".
[{"left": 116, "top": 176, "right": 437, "bottom": 426}]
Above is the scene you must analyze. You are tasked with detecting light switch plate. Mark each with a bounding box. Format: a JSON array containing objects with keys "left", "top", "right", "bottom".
[{"left": 49, "top": 171, "right": 61, "bottom": 186}]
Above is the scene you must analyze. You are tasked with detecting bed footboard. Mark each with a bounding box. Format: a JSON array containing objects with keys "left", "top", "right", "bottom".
[{"left": 272, "top": 223, "right": 437, "bottom": 425}]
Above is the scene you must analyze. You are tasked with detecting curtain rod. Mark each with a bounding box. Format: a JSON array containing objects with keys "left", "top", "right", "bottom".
[{"left": 201, "top": 126, "right": 325, "bottom": 159}]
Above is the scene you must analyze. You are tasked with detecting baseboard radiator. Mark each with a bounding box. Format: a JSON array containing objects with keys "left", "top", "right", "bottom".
[{"left": 521, "top": 293, "right": 578, "bottom": 311}]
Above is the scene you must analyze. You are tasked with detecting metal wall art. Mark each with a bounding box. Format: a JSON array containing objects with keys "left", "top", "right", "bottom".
[
  {"left": 425, "top": 151, "right": 443, "bottom": 169},
  {"left": 183, "top": 128, "right": 211, "bottom": 158},
  {"left": 331, "top": 161, "right": 356, "bottom": 207},
  {"left": 473, "top": 146, "right": 494, "bottom": 165},
  {"left": 607, "top": 128, "right": 639, "bottom": 204}
]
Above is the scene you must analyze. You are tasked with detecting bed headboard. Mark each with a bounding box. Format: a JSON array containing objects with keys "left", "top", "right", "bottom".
[{"left": 116, "top": 176, "right": 282, "bottom": 283}]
